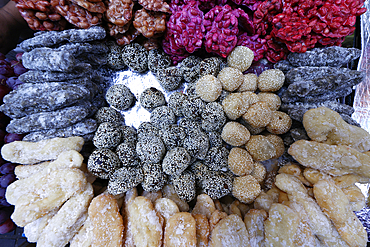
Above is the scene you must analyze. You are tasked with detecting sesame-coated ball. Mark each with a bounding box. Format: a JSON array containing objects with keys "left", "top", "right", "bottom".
[
  {"left": 87, "top": 148, "right": 121, "bottom": 179},
  {"left": 121, "top": 43, "right": 148, "bottom": 72},
  {"left": 198, "top": 57, "right": 222, "bottom": 78},
  {"left": 107, "top": 166, "right": 144, "bottom": 195},
  {"left": 217, "top": 67, "right": 244, "bottom": 92},
  {"left": 148, "top": 49, "right": 171, "bottom": 74},
  {"left": 201, "top": 171, "right": 233, "bottom": 199},
  {"left": 222, "top": 93, "right": 247, "bottom": 120},
  {"left": 195, "top": 75, "right": 222, "bottom": 102},
  {"left": 237, "top": 73, "right": 258, "bottom": 92},
  {"left": 221, "top": 121, "right": 250, "bottom": 146},
  {"left": 201, "top": 102, "right": 227, "bottom": 132},
  {"left": 183, "top": 130, "right": 209, "bottom": 160},
  {"left": 142, "top": 162, "right": 167, "bottom": 192},
  {"left": 94, "top": 107, "right": 124, "bottom": 125},
  {"left": 228, "top": 147, "right": 254, "bottom": 176},
  {"left": 245, "top": 135, "right": 276, "bottom": 161},
  {"left": 115, "top": 142, "right": 138, "bottom": 166},
  {"left": 179, "top": 55, "right": 202, "bottom": 83},
  {"left": 242, "top": 101, "right": 273, "bottom": 128},
  {"left": 207, "top": 131, "right": 223, "bottom": 148},
  {"left": 150, "top": 106, "right": 176, "bottom": 129},
  {"left": 106, "top": 84, "right": 135, "bottom": 111},
  {"left": 137, "top": 122, "right": 160, "bottom": 140},
  {"left": 204, "top": 146, "right": 229, "bottom": 171},
  {"left": 227, "top": 46, "right": 254, "bottom": 72},
  {"left": 178, "top": 118, "right": 201, "bottom": 134},
  {"left": 140, "top": 87, "right": 166, "bottom": 111},
  {"left": 172, "top": 170, "right": 196, "bottom": 202},
  {"left": 156, "top": 66, "right": 183, "bottom": 91},
  {"left": 265, "top": 134, "right": 285, "bottom": 159},
  {"left": 162, "top": 147, "right": 191, "bottom": 176},
  {"left": 93, "top": 122, "right": 122, "bottom": 149},
  {"left": 182, "top": 97, "right": 206, "bottom": 120},
  {"left": 168, "top": 92, "right": 188, "bottom": 117},
  {"left": 258, "top": 92, "right": 281, "bottom": 111},
  {"left": 232, "top": 175, "right": 261, "bottom": 204},
  {"left": 266, "top": 111, "right": 292, "bottom": 134},
  {"left": 120, "top": 125, "right": 137, "bottom": 145},
  {"left": 136, "top": 135, "right": 166, "bottom": 163},
  {"left": 250, "top": 161, "right": 266, "bottom": 184},
  {"left": 159, "top": 124, "right": 186, "bottom": 150},
  {"left": 258, "top": 69, "right": 285, "bottom": 92}
]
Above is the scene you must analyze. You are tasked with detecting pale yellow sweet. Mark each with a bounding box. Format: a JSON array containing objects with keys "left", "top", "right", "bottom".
[
  {"left": 227, "top": 46, "right": 254, "bottom": 72},
  {"left": 121, "top": 187, "right": 138, "bottom": 247},
  {"left": 191, "top": 194, "right": 216, "bottom": 219},
  {"left": 232, "top": 175, "right": 261, "bottom": 204},
  {"left": 154, "top": 198, "right": 180, "bottom": 224},
  {"left": 257, "top": 69, "right": 285, "bottom": 92},
  {"left": 303, "top": 107, "right": 370, "bottom": 152},
  {"left": 162, "top": 184, "right": 189, "bottom": 212},
  {"left": 221, "top": 93, "right": 247, "bottom": 120},
  {"left": 210, "top": 214, "right": 250, "bottom": 247},
  {"left": 129, "top": 196, "right": 163, "bottom": 247},
  {"left": 314, "top": 179, "right": 367, "bottom": 247},
  {"left": 89, "top": 193, "right": 124, "bottom": 247},
  {"left": 250, "top": 161, "right": 266, "bottom": 184},
  {"left": 164, "top": 212, "right": 196, "bottom": 247},
  {"left": 266, "top": 111, "right": 292, "bottom": 134},
  {"left": 69, "top": 217, "right": 93, "bottom": 247},
  {"left": 265, "top": 134, "right": 285, "bottom": 159},
  {"left": 245, "top": 135, "right": 276, "bottom": 161},
  {"left": 221, "top": 121, "right": 250, "bottom": 147},
  {"left": 192, "top": 214, "right": 210, "bottom": 247},
  {"left": 244, "top": 209, "right": 267, "bottom": 247},
  {"left": 238, "top": 73, "right": 258, "bottom": 92},
  {"left": 1, "top": 136, "right": 84, "bottom": 164},
  {"left": 227, "top": 147, "right": 254, "bottom": 176},
  {"left": 257, "top": 92, "right": 281, "bottom": 111},
  {"left": 341, "top": 185, "right": 366, "bottom": 211},
  {"left": 24, "top": 208, "right": 59, "bottom": 243},
  {"left": 195, "top": 75, "right": 222, "bottom": 102},
  {"left": 242, "top": 101, "right": 273, "bottom": 128},
  {"left": 217, "top": 67, "right": 244, "bottom": 92}
]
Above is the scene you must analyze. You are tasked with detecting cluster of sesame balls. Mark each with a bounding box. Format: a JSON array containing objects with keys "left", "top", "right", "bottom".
[{"left": 87, "top": 45, "right": 294, "bottom": 205}]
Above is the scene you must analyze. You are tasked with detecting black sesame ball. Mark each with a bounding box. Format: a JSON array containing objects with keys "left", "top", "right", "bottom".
[
  {"left": 216, "top": 90, "right": 231, "bottom": 103},
  {"left": 107, "top": 166, "right": 144, "bottom": 195},
  {"left": 179, "top": 56, "right": 202, "bottom": 83},
  {"left": 162, "top": 147, "right": 191, "bottom": 176},
  {"left": 93, "top": 122, "right": 122, "bottom": 149},
  {"left": 121, "top": 43, "right": 148, "bottom": 72},
  {"left": 136, "top": 135, "right": 166, "bottom": 163},
  {"left": 148, "top": 49, "right": 171, "bottom": 74},
  {"left": 106, "top": 41, "right": 126, "bottom": 70},
  {"left": 142, "top": 162, "right": 167, "bottom": 192},
  {"left": 120, "top": 125, "right": 137, "bottom": 145},
  {"left": 106, "top": 84, "right": 135, "bottom": 111},
  {"left": 87, "top": 148, "right": 121, "bottom": 179},
  {"left": 178, "top": 118, "right": 202, "bottom": 134},
  {"left": 182, "top": 97, "right": 206, "bottom": 120},
  {"left": 201, "top": 102, "right": 227, "bottom": 132},
  {"left": 94, "top": 107, "right": 124, "bottom": 125},
  {"left": 172, "top": 170, "right": 196, "bottom": 202},
  {"left": 207, "top": 131, "right": 223, "bottom": 148},
  {"left": 140, "top": 87, "right": 166, "bottom": 111},
  {"left": 156, "top": 66, "right": 183, "bottom": 91},
  {"left": 183, "top": 130, "right": 209, "bottom": 160},
  {"left": 115, "top": 142, "right": 138, "bottom": 166},
  {"left": 201, "top": 171, "right": 233, "bottom": 199},
  {"left": 137, "top": 122, "right": 160, "bottom": 140},
  {"left": 159, "top": 124, "right": 186, "bottom": 150},
  {"left": 198, "top": 57, "right": 222, "bottom": 78},
  {"left": 204, "top": 146, "right": 229, "bottom": 171},
  {"left": 150, "top": 106, "right": 176, "bottom": 129},
  {"left": 168, "top": 92, "right": 188, "bottom": 117}
]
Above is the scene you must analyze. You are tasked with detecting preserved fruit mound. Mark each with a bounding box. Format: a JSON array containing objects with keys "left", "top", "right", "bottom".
[{"left": 163, "top": 1, "right": 205, "bottom": 56}]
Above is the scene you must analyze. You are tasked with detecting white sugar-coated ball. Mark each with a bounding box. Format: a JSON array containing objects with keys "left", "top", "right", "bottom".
[
  {"left": 195, "top": 75, "right": 222, "bottom": 102},
  {"left": 227, "top": 46, "right": 254, "bottom": 72}
]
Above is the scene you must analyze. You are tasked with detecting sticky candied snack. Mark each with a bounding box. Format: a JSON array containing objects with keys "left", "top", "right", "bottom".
[
  {"left": 105, "top": 84, "right": 135, "bottom": 111},
  {"left": 237, "top": 73, "right": 258, "bottom": 92},
  {"left": 69, "top": 0, "right": 106, "bottom": 13},
  {"left": 162, "top": 147, "right": 191, "bottom": 176},
  {"left": 88, "top": 194, "right": 124, "bottom": 247},
  {"left": 141, "top": 162, "right": 166, "bottom": 192},
  {"left": 201, "top": 171, "right": 233, "bottom": 200},
  {"left": 250, "top": 161, "right": 266, "bottom": 184},
  {"left": 105, "top": 0, "right": 134, "bottom": 26},
  {"left": 121, "top": 42, "right": 149, "bottom": 72},
  {"left": 156, "top": 66, "right": 183, "bottom": 91},
  {"left": 265, "top": 134, "right": 285, "bottom": 159},
  {"left": 192, "top": 194, "right": 216, "bottom": 219},
  {"left": 204, "top": 146, "right": 229, "bottom": 171},
  {"left": 133, "top": 9, "right": 166, "bottom": 38},
  {"left": 182, "top": 97, "right": 206, "bottom": 121},
  {"left": 217, "top": 67, "right": 244, "bottom": 92},
  {"left": 154, "top": 198, "right": 180, "bottom": 223},
  {"left": 195, "top": 75, "right": 222, "bottom": 103},
  {"left": 107, "top": 166, "right": 144, "bottom": 195},
  {"left": 87, "top": 148, "right": 121, "bottom": 179},
  {"left": 128, "top": 196, "right": 163, "bottom": 247},
  {"left": 136, "top": 135, "right": 165, "bottom": 163},
  {"left": 172, "top": 170, "right": 196, "bottom": 202},
  {"left": 115, "top": 142, "right": 138, "bottom": 166},
  {"left": 232, "top": 175, "right": 261, "bottom": 204},
  {"left": 314, "top": 179, "right": 367, "bottom": 247},
  {"left": 112, "top": 24, "right": 141, "bottom": 46},
  {"left": 266, "top": 111, "right": 292, "bottom": 135},
  {"left": 162, "top": 184, "right": 190, "bottom": 212},
  {"left": 201, "top": 102, "right": 226, "bottom": 132},
  {"left": 303, "top": 107, "right": 370, "bottom": 152},
  {"left": 159, "top": 124, "right": 186, "bottom": 150},
  {"left": 138, "top": 0, "right": 171, "bottom": 13},
  {"left": 139, "top": 87, "right": 166, "bottom": 111},
  {"left": 258, "top": 92, "right": 281, "bottom": 111},
  {"left": 164, "top": 212, "right": 196, "bottom": 247},
  {"left": 120, "top": 125, "right": 137, "bottom": 145},
  {"left": 1, "top": 136, "right": 84, "bottom": 165},
  {"left": 227, "top": 46, "right": 254, "bottom": 72},
  {"left": 257, "top": 69, "right": 285, "bottom": 92},
  {"left": 245, "top": 135, "right": 277, "bottom": 161},
  {"left": 242, "top": 101, "right": 273, "bottom": 128},
  {"left": 228, "top": 147, "right": 254, "bottom": 176},
  {"left": 94, "top": 107, "right": 124, "bottom": 125},
  {"left": 221, "top": 93, "right": 248, "bottom": 120},
  {"left": 182, "top": 128, "right": 209, "bottom": 159},
  {"left": 209, "top": 214, "right": 249, "bottom": 246},
  {"left": 150, "top": 106, "right": 176, "bottom": 129},
  {"left": 148, "top": 49, "right": 172, "bottom": 74},
  {"left": 137, "top": 121, "right": 160, "bottom": 140},
  {"left": 221, "top": 121, "right": 250, "bottom": 146},
  {"left": 93, "top": 122, "right": 121, "bottom": 149},
  {"left": 168, "top": 92, "right": 187, "bottom": 117},
  {"left": 193, "top": 214, "right": 210, "bottom": 247}
]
